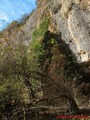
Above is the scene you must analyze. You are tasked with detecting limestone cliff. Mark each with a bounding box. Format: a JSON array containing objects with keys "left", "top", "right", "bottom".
[
  {"left": 48, "top": 0, "right": 90, "bottom": 63},
  {"left": 1, "top": 0, "right": 90, "bottom": 63},
  {"left": 0, "top": 0, "right": 90, "bottom": 117}
]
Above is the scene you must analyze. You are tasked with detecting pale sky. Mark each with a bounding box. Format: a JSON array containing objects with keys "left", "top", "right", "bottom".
[{"left": 0, "top": 0, "right": 36, "bottom": 30}]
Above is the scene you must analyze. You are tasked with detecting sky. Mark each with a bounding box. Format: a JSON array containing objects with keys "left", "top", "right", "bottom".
[{"left": 0, "top": 0, "right": 36, "bottom": 30}]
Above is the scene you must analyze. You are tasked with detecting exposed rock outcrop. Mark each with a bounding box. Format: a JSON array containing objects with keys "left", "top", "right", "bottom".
[
  {"left": 0, "top": 0, "right": 90, "bottom": 115},
  {"left": 1, "top": 0, "right": 90, "bottom": 64},
  {"left": 49, "top": 0, "right": 90, "bottom": 63}
]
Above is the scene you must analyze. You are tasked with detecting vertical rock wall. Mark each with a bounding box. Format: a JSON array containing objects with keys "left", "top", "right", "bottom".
[{"left": 49, "top": 0, "right": 90, "bottom": 63}]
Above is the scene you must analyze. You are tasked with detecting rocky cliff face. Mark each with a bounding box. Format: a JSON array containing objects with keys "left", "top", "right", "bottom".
[
  {"left": 0, "top": 0, "right": 90, "bottom": 115},
  {"left": 0, "top": 11, "right": 38, "bottom": 45},
  {"left": 48, "top": 0, "right": 90, "bottom": 63},
  {"left": 1, "top": 0, "right": 90, "bottom": 64}
]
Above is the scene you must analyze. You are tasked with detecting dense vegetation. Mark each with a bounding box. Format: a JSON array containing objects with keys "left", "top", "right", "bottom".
[
  {"left": 0, "top": 16, "right": 58, "bottom": 119},
  {"left": 0, "top": 14, "right": 89, "bottom": 119}
]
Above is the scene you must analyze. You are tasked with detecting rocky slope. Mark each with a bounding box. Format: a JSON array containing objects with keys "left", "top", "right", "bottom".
[
  {"left": 0, "top": 0, "right": 90, "bottom": 118},
  {"left": 1, "top": 0, "right": 90, "bottom": 62}
]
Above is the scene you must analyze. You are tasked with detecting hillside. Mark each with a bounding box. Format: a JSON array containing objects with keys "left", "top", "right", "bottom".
[{"left": 0, "top": 0, "right": 90, "bottom": 119}]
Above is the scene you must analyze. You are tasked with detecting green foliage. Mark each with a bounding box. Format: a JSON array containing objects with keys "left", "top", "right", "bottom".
[
  {"left": 27, "top": 17, "right": 50, "bottom": 70},
  {"left": 0, "top": 41, "right": 29, "bottom": 110},
  {"left": 47, "top": 38, "right": 57, "bottom": 46},
  {"left": 32, "top": 17, "right": 50, "bottom": 40},
  {"left": 0, "top": 76, "right": 27, "bottom": 110},
  {"left": 0, "top": 16, "right": 58, "bottom": 114},
  {"left": 0, "top": 79, "right": 22, "bottom": 102}
]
